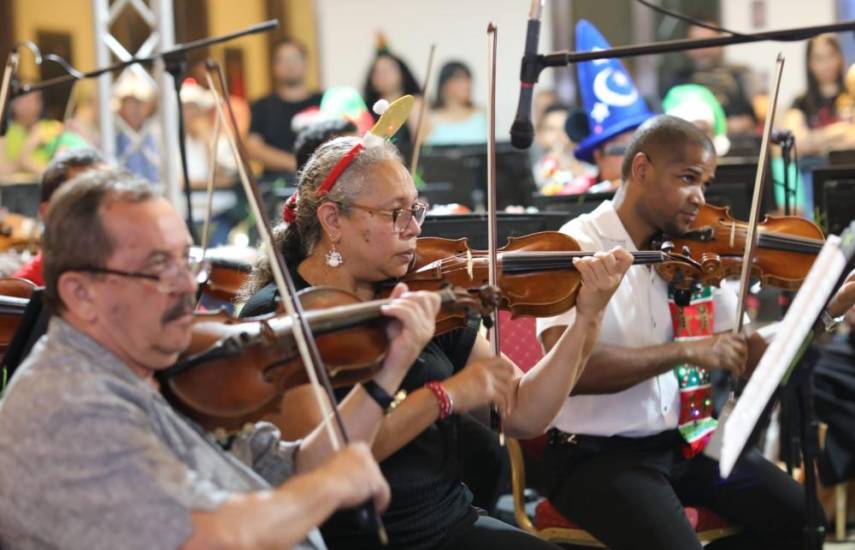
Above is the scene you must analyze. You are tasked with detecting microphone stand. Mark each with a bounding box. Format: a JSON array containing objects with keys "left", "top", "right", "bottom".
[
  {"left": 510, "top": 14, "right": 855, "bottom": 146},
  {"left": 773, "top": 130, "right": 797, "bottom": 218},
  {"left": 8, "top": 20, "right": 279, "bottom": 240},
  {"left": 539, "top": 20, "right": 855, "bottom": 68},
  {"left": 162, "top": 52, "right": 195, "bottom": 240}
]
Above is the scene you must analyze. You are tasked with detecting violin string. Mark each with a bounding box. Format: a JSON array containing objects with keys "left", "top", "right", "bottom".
[
  {"left": 712, "top": 226, "right": 824, "bottom": 248},
  {"left": 428, "top": 252, "right": 666, "bottom": 277},
  {"left": 426, "top": 252, "right": 664, "bottom": 274},
  {"left": 429, "top": 250, "right": 664, "bottom": 269},
  {"left": 427, "top": 256, "right": 663, "bottom": 275}
]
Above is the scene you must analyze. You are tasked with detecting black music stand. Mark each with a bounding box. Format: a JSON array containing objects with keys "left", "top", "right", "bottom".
[{"left": 812, "top": 165, "right": 855, "bottom": 237}]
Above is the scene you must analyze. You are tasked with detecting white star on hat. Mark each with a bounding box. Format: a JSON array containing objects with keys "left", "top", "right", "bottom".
[
  {"left": 591, "top": 102, "right": 610, "bottom": 123},
  {"left": 613, "top": 71, "right": 629, "bottom": 87}
]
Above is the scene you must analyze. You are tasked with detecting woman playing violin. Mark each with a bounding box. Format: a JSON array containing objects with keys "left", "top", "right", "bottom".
[{"left": 239, "top": 135, "right": 633, "bottom": 550}]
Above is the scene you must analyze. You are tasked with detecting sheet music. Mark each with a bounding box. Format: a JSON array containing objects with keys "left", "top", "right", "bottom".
[
  {"left": 720, "top": 235, "right": 847, "bottom": 477},
  {"left": 755, "top": 321, "right": 781, "bottom": 343}
]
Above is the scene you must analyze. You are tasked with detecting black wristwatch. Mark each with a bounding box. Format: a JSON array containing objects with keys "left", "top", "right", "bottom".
[
  {"left": 362, "top": 380, "right": 394, "bottom": 410},
  {"left": 362, "top": 380, "right": 407, "bottom": 414}
]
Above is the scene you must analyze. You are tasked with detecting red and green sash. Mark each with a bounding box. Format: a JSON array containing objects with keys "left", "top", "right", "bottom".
[{"left": 669, "top": 286, "right": 716, "bottom": 458}]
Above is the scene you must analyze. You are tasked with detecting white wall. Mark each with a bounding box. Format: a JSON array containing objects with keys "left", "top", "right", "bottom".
[
  {"left": 315, "top": 0, "right": 554, "bottom": 142},
  {"left": 721, "top": 0, "right": 837, "bottom": 114}
]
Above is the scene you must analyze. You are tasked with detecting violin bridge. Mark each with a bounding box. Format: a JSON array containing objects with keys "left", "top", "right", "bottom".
[
  {"left": 730, "top": 222, "right": 736, "bottom": 248},
  {"left": 466, "top": 248, "right": 474, "bottom": 280}
]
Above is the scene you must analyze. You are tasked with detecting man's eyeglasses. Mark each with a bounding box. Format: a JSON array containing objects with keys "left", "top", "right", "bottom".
[
  {"left": 343, "top": 201, "right": 429, "bottom": 233},
  {"left": 603, "top": 143, "right": 628, "bottom": 157},
  {"left": 72, "top": 251, "right": 211, "bottom": 294}
]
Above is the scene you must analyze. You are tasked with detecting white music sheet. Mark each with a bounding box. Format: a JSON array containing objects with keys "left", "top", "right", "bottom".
[{"left": 719, "top": 234, "right": 847, "bottom": 477}]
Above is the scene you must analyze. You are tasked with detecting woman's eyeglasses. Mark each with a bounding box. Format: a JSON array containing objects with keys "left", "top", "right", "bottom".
[{"left": 343, "top": 201, "right": 429, "bottom": 233}]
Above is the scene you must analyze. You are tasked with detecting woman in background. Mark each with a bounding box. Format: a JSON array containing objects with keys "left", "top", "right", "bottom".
[
  {"left": 785, "top": 33, "right": 855, "bottom": 156},
  {"left": 363, "top": 50, "right": 422, "bottom": 151},
  {"left": 426, "top": 61, "right": 486, "bottom": 145}
]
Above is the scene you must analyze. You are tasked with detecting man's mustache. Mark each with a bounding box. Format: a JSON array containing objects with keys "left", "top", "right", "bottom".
[{"left": 162, "top": 295, "right": 195, "bottom": 324}]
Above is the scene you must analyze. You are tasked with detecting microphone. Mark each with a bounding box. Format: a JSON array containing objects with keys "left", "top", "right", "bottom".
[
  {"left": 510, "top": 0, "right": 545, "bottom": 149},
  {"left": 769, "top": 128, "right": 794, "bottom": 146}
]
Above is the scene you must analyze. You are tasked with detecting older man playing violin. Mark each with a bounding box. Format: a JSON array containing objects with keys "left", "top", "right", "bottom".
[{"left": 0, "top": 168, "right": 444, "bottom": 550}]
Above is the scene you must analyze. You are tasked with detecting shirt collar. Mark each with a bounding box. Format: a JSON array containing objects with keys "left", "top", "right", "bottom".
[
  {"left": 48, "top": 316, "right": 152, "bottom": 388},
  {"left": 589, "top": 199, "right": 639, "bottom": 252}
]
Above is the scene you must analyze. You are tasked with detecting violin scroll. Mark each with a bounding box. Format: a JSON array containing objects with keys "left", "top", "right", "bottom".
[{"left": 653, "top": 203, "right": 825, "bottom": 291}]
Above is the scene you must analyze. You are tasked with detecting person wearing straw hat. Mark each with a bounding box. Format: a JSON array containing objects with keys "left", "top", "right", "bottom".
[{"left": 114, "top": 69, "right": 160, "bottom": 183}]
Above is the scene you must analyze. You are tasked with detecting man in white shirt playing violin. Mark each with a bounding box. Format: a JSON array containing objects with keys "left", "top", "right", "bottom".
[{"left": 537, "top": 115, "right": 809, "bottom": 550}]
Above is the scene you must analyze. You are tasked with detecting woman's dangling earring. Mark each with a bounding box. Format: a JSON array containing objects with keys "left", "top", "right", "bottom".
[{"left": 325, "top": 238, "right": 343, "bottom": 267}]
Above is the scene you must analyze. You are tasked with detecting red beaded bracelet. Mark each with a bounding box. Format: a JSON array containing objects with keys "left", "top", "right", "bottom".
[{"left": 425, "top": 381, "right": 454, "bottom": 420}]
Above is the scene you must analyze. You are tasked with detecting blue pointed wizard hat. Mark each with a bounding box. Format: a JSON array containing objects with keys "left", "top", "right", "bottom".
[{"left": 573, "top": 19, "right": 652, "bottom": 163}]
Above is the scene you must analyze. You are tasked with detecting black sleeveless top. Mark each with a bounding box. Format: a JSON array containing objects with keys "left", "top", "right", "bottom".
[{"left": 240, "top": 276, "right": 480, "bottom": 550}]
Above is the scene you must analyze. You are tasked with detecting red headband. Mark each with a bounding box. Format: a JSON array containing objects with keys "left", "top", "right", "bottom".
[{"left": 282, "top": 141, "right": 365, "bottom": 224}]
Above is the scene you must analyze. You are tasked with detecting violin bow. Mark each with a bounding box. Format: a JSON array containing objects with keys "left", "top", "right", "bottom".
[
  {"left": 409, "top": 44, "right": 436, "bottom": 176},
  {"left": 193, "top": 93, "right": 223, "bottom": 312},
  {"left": 705, "top": 54, "right": 785, "bottom": 461},
  {"left": 733, "top": 54, "right": 785, "bottom": 333},
  {"left": 485, "top": 23, "right": 505, "bottom": 446},
  {"left": 203, "top": 60, "right": 389, "bottom": 545},
  {"left": 199, "top": 106, "right": 222, "bottom": 259}
]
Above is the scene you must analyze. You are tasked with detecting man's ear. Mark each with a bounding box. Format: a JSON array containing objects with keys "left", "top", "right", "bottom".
[
  {"left": 631, "top": 152, "right": 650, "bottom": 184},
  {"left": 316, "top": 201, "right": 343, "bottom": 242},
  {"left": 57, "top": 272, "right": 98, "bottom": 322}
]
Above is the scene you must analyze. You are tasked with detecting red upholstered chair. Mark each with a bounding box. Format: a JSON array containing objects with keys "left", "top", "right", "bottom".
[
  {"left": 497, "top": 301, "right": 741, "bottom": 546},
  {"left": 498, "top": 311, "right": 543, "bottom": 372},
  {"left": 507, "top": 439, "right": 741, "bottom": 547}
]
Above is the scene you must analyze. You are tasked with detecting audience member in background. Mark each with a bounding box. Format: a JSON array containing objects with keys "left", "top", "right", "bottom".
[
  {"left": 669, "top": 20, "right": 757, "bottom": 137},
  {"left": 294, "top": 118, "right": 359, "bottom": 172},
  {"left": 532, "top": 104, "right": 595, "bottom": 194},
  {"left": 1, "top": 91, "right": 62, "bottom": 178},
  {"left": 785, "top": 34, "right": 855, "bottom": 156},
  {"left": 571, "top": 20, "right": 653, "bottom": 193},
  {"left": 532, "top": 89, "right": 559, "bottom": 133},
  {"left": 188, "top": 59, "right": 251, "bottom": 140},
  {"left": 13, "top": 148, "right": 105, "bottom": 286},
  {"left": 114, "top": 70, "right": 160, "bottom": 183},
  {"left": 249, "top": 38, "right": 323, "bottom": 181},
  {"left": 362, "top": 39, "right": 421, "bottom": 152},
  {"left": 425, "top": 61, "right": 486, "bottom": 145},
  {"left": 53, "top": 80, "right": 101, "bottom": 154},
  {"left": 662, "top": 84, "right": 731, "bottom": 157},
  {"left": 181, "top": 80, "right": 239, "bottom": 247}
]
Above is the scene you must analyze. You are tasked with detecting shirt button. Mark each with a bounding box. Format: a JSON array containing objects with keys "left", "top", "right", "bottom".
[{"left": 663, "top": 406, "right": 668, "bottom": 412}]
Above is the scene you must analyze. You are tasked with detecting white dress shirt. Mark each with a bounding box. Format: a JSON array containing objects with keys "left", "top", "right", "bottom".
[{"left": 536, "top": 200, "right": 739, "bottom": 438}]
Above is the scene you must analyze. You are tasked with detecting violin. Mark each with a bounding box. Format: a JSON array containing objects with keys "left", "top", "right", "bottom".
[
  {"left": 0, "top": 210, "right": 40, "bottom": 253},
  {"left": 654, "top": 203, "right": 825, "bottom": 291},
  {"left": 202, "top": 257, "right": 252, "bottom": 303},
  {"left": 160, "top": 285, "right": 497, "bottom": 433},
  {"left": 393, "top": 231, "right": 676, "bottom": 331},
  {"left": 191, "top": 246, "right": 256, "bottom": 304},
  {"left": 0, "top": 277, "right": 35, "bottom": 360}
]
